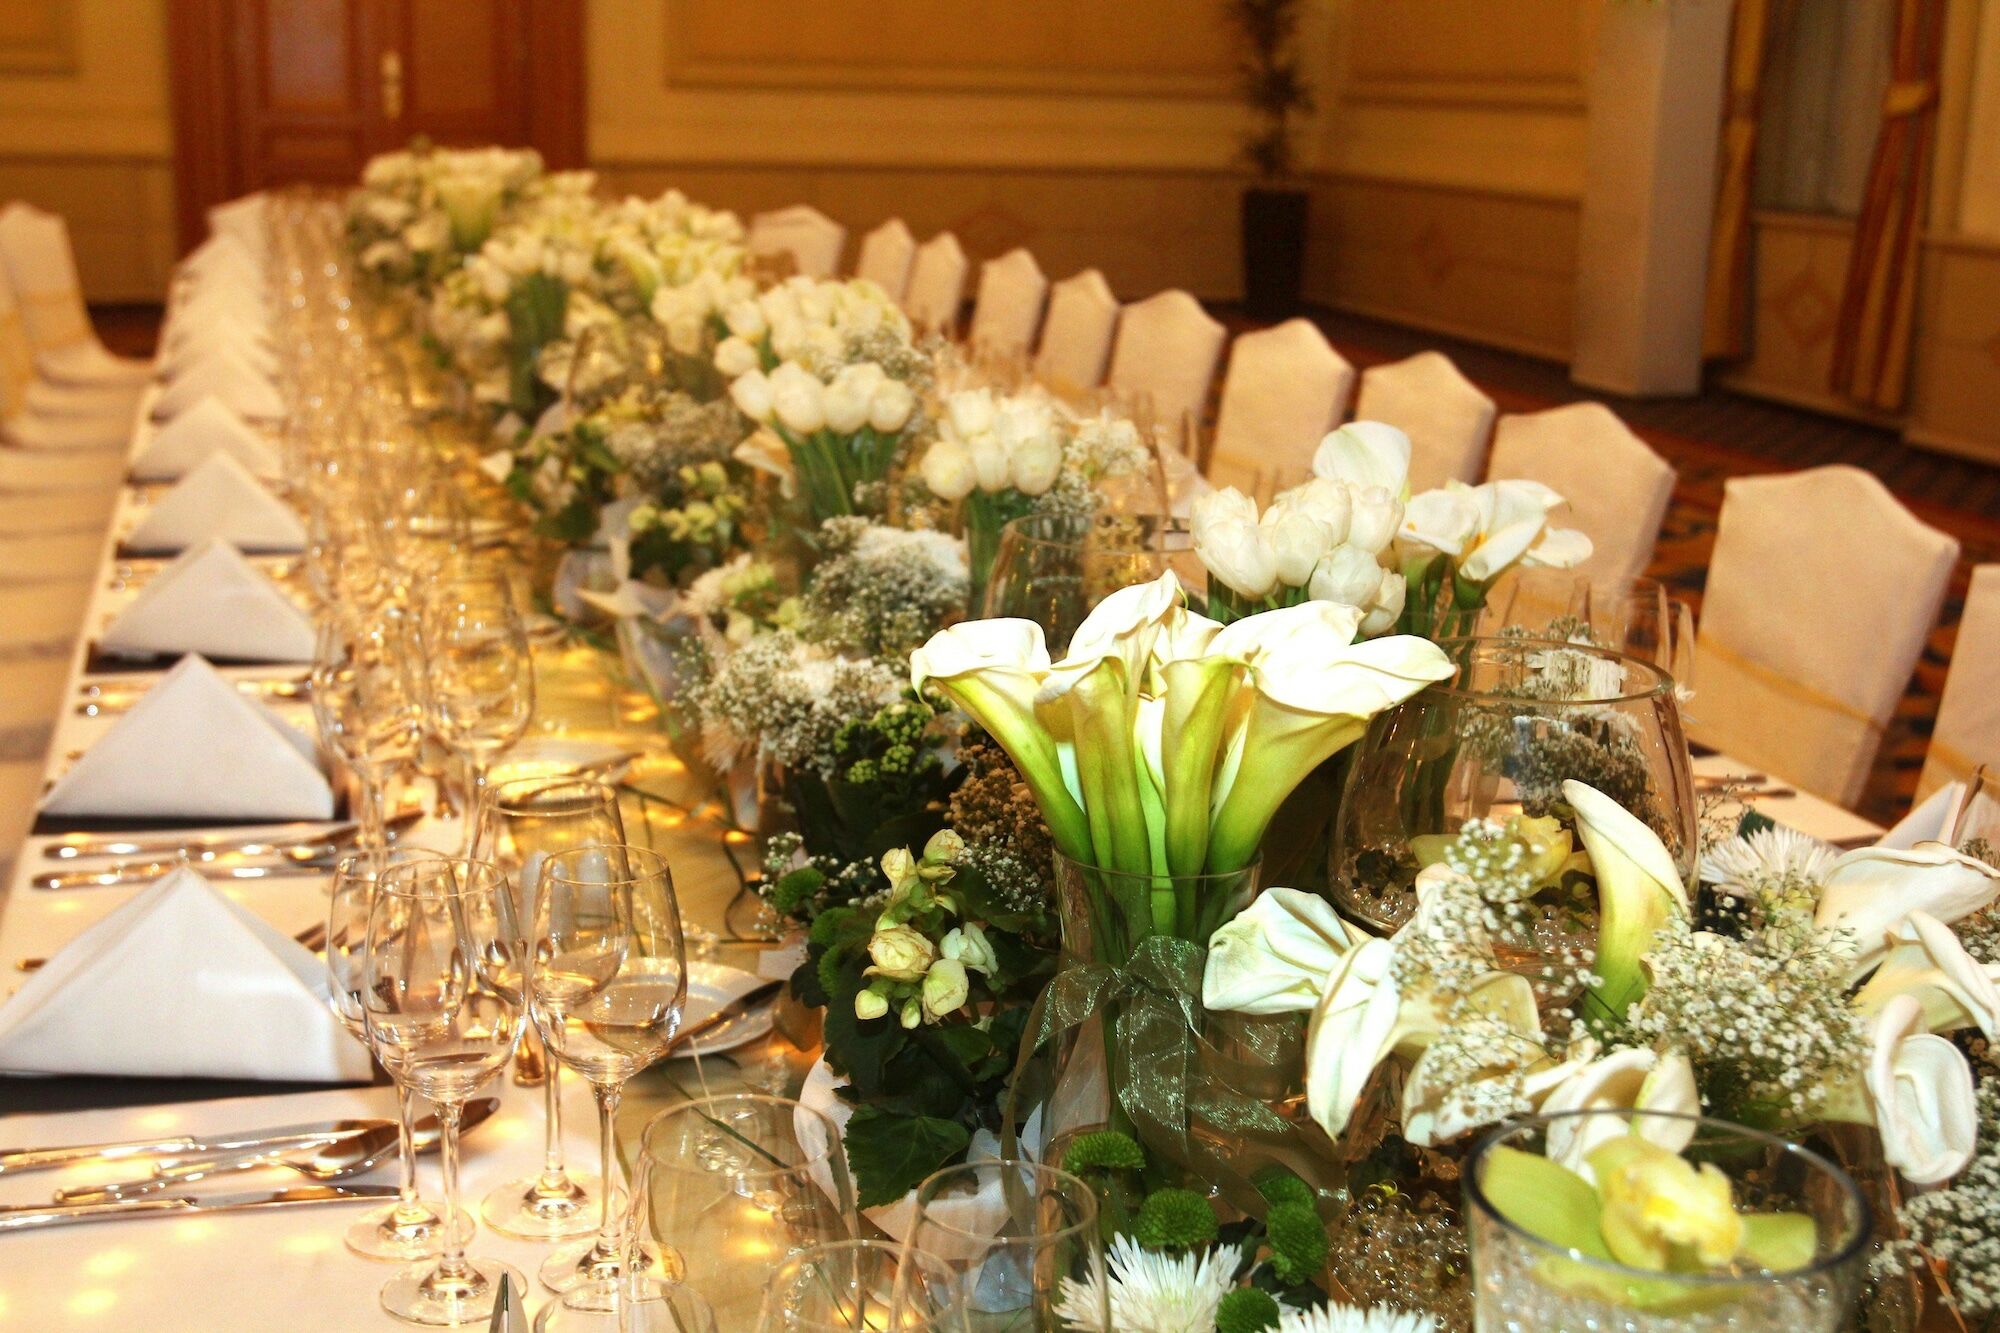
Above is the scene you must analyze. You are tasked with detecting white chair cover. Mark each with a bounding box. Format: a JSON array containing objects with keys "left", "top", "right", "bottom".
[
  {"left": 1353, "top": 351, "right": 1495, "bottom": 493},
  {"left": 853, "top": 218, "right": 917, "bottom": 302},
  {"left": 1921, "top": 563, "right": 2000, "bottom": 800},
  {"left": 1694, "top": 465, "right": 1959, "bottom": 807},
  {"left": 904, "top": 231, "right": 969, "bottom": 335},
  {"left": 746, "top": 205, "right": 846, "bottom": 279},
  {"left": 1486, "top": 402, "right": 1676, "bottom": 586},
  {"left": 0, "top": 204, "right": 151, "bottom": 389},
  {"left": 1106, "top": 290, "right": 1226, "bottom": 455},
  {"left": 1208, "top": 319, "right": 1352, "bottom": 497},
  {"left": 1033, "top": 269, "right": 1120, "bottom": 398},
  {"left": 967, "top": 248, "right": 1049, "bottom": 364},
  {"left": 0, "top": 263, "right": 135, "bottom": 442}
]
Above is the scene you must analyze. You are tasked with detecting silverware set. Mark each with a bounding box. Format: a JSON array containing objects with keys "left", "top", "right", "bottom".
[
  {"left": 0, "top": 1098, "right": 497, "bottom": 1230},
  {"left": 74, "top": 673, "right": 313, "bottom": 717}
]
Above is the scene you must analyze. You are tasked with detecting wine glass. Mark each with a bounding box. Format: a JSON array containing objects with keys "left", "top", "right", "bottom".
[
  {"left": 364, "top": 857, "right": 527, "bottom": 1326},
  {"left": 905, "top": 1160, "right": 1106, "bottom": 1331},
  {"left": 313, "top": 609, "right": 425, "bottom": 850},
  {"left": 982, "top": 513, "right": 1205, "bottom": 655},
  {"left": 623, "top": 1094, "right": 855, "bottom": 1329},
  {"left": 325, "top": 847, "right": 468, "bottom": 1262},
  {"left": 529, "top": 844, "right": 688, "bottom": 1314},
  {"left": 1491, "top": 571, "right": 1697, "bottom": 711},
  {"left": 420, "top": 571, "right": 535, "bottom": 844},
  {"left": 757, "top": 1240, "right": 958, "bottom": 1331},
  {"left": 470, "top": 777, "right": 628, "bottom": 1240}
]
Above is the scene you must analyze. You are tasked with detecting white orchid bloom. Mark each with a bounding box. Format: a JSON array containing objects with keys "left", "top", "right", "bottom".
[
  {"left": 1825, "top": 995, "right": 1979, "bottom": 1186},
  {"left": 1312, "top": 421, "right": 1412, "bottom": 497},
  {"left": 1538, "top": 1048, "right": 1701, "bottom": 1180},
  {"left": 1852, "top": 911, "right": 2000, "bottom": 1039},
  {"left": 1202, "top": 888, "right": 1371, "bottom": 1015},
  {"left": 1816, "top": 843, "right": 2000, "bottom": 983},
  {"left": 1562, "top": 780, "right": 1689, "bottom": 1022}
]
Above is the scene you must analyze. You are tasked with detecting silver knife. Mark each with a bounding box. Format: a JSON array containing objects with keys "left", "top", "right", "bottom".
[
  {"left": 43, "top": 808, "right": 419, "bottom": 861},
  {"left": 0, "top": 1117, "right": 394, "bottom": 1175},
  {"left": 0, "top": 1184, "right": 398, "bottom": 1232},
  {"left": 33, "top": 854, "right": 338, "bottom": 892},
  {"left": 674, "top": 980, "right": 783, "bottom": 1049}
]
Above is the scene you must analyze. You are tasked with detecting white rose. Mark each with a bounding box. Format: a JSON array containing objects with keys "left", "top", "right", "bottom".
[
  {"left": 941, "top": 923, "right": 999, "bottom": 976},
  {"left": 869, "top": 379, "right": 915, "bottom": 433},
  {"left": 922, "top": 959, "right": 971, "bottom": 1020},
  {"left": 769, "top": 363, "right": 827, "bottom": 435},
  {"left": 970, "top": 439, "right": 1011, "bottom": 493},
  {"left": 1008, "top": 433, "right": 1063, "bottom": 496},
  {"left": 921, "top": 440, "right": 978, "bottom": 501},
  {"left": 713, "top": 335, "right": 759, "bottom": 379},
  {"left": 866, "top": 925, "right": 936, "bottom": 983},
  {"left": 728, "top": 368, "right": 774, "bottom": 423}
]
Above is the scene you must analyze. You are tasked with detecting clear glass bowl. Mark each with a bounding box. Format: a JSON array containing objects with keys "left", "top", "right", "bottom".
[{"left": 980, "top": 513, "right": 1203, "bottom": 655}]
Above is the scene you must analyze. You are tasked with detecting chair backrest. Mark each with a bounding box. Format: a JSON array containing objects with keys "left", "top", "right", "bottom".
[
  {"left": 746, "top": 205, "right": 846, "bottom": 279},
  {"left": 1352, "top": 350, "right": 1495, "bottom": 493},
  {"left": 1921, "top": 563, "right": 2000, "bottom": 800},
  {"left": 967, "top": 248, "right": 1049, "bottom": 364},
  {"left": 1105, "top": 289, "right": 1226, "bottom": 454},
  {"left": 1486, "top": 402, "right": 1677, "bottom": 586},
  {"left": 1033, "top": 269, "right": 1120, "bottom": 396},
  {"left": 0, "top": 262, "right": 40, "bottom": 420},
  {"left": 853, "top": 218, "right": 916, "bottom": 303},
  {"left": 1208, "top": 319, "right": 1353, "bottom": 496},
  {"left": 903, "top": 231, "right": 969, "bottom": 335},
  {"left": 0, "top": 203, "right": 95, "bottom": 353},
  {"left": 1695, "top": 465, "right": 1959, "bottom": 806}
]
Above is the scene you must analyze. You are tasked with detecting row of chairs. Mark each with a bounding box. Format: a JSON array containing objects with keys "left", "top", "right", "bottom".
[{"left": 747, "top": 203, "right": 1995, "bottom": 815}]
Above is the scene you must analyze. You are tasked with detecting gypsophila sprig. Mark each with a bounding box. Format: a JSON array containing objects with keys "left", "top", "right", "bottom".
[
  {"left": 1881, "top": 1073, "right": 2000, "bottom": 1316},
  {"left": 798, "top": 518, "right": 969, "bottom": 659},
  {"left": 685, "top": 630, "right": 902, "bottom": 776}
]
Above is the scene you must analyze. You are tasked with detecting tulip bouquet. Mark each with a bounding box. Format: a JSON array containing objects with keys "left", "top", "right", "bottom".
[
  {"left": 348, "top": 144, "right": 548, "bottom": 288},
  {"left": 713, "top": 277, "right": 926, "bottom": 523}
]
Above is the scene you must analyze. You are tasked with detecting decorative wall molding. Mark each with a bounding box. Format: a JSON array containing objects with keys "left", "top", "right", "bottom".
[
  {"left": 0, "top": 0, "right": 77, "bottom": 75},
  {"left": 1337, "top": 0, "right": 1587, "bottom": 112}
]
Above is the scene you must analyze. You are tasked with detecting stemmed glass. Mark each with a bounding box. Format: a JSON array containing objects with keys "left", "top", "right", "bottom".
[
  {"left": 906, "top": 1160, "right": 1108, "bottom": 1331},
  {"left": 364, "top": 857, "right": 527, "bottom": 1326},
  {"left": 313, "top": 609, "right": 425, "bottom": 850},
  {"left": 529, "top": 845, "right": 688, "bottom": 1314},
  {"left": 757, "top": 1240, "right": 957, "bottom": 1331},
  {"left": 470, "top": 777, "right": 627, "bottom": 1240},
  {"left": 623, "top": 1094, "right": 856, "bottom": 1329},
  {"left": 324, "top": 847, "right": 467, "bottom": 1262},
  {"left": 420, "top": 572, "right": 535, "bottom": 843}
]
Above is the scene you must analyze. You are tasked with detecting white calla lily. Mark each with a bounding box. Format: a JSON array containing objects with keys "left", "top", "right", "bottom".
[
  {"left": 1538, "top": 1048, "right": 1701, "bottom": 1180},
  {"left": 1824, "top": 995, "right": 1979, "bottom": 1186},
  {"left": 1852, "top": 911, "right": 2000, "bottom": 1039},
  {"left": 1202, "top": 888, "right": 1371, "bottom": 1015},
  {"left": 1816, "top": 842, "right": 2000, "bottom": 983},
  {"left": 1562, "top": 780, "right": 1689, "bottom": 1023},
  {"left": 1312, "top": 421, "right": 1412, "bottom": 496},
  {"left": 1402, "top": 972, "right": 1575, "bottom": 1147},
  {"left": 1303, "top": 936, "right": 1405, "bottom": 1138}
]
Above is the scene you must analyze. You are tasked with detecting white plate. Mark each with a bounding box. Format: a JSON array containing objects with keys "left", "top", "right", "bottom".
[{"left": 683, "top": 959, "right": 776, "bottom": 1056}]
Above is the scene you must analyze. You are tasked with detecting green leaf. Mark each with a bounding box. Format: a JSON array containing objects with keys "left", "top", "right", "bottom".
[{"left": 843, "top": 1107, "right": 971, "bottom": 1209}]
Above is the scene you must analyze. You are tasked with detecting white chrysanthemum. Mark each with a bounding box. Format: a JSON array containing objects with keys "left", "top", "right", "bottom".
[
  {"left": 1699, "top": 826, "right": 1836, "bottom": 896},
  {"left": 1052, "top": 1236, "right": 1241, "bottom": 1333},
  {"left": 1278, "top": 1302, "right": 1435, "bottom": 1333}
]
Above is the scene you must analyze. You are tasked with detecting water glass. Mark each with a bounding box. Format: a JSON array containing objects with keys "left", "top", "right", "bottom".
[
  {"left": 757, "top": 1240, "right": 958, "bottom": 1331},
  {"left": 906, "top": 1160, "right": 1106, "bottom": 1331},
  {"left": 982, "top": 513, "right": 1203, "bottom": 655}
]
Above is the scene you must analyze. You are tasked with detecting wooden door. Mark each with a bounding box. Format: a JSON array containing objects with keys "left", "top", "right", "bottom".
[{"left": 168, "top": 0, "right": 584, "bottom": 251}]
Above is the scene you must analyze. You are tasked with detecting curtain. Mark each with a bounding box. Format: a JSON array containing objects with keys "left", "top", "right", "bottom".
[
  {"left": 1703, "top": 0, "right": 1784, "bottom": 360},
  {"left": 1829, "top": 0, "right": 1948, "bottom": 409}
]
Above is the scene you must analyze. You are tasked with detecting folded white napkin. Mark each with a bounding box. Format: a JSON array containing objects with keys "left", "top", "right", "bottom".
[
  {"left": 164, "top": 287, "right": 268, "bottom": 340},
  {"left": 152, "top": 345, "right": 284, "bottom": 421},
  {"left": 130, "top": 395, "right": 279, "bottom": 481},
  {"left": 0, "top": 867, "right": 372, "bottom": 1082},
  {"left": 206, "top": 192, "right": 270, "bottom": 256},
  {"left": 41, "top": 654, "right": 334, "bottom": 821},
  {"left": 101, "top": 539, "right": 313, "bottom": 662},
  {"left": 160, "top": 321, "right": 277, "bottom": 380},
  {"left": 127, "top": 450, "right": 303, "bottom": 552}
]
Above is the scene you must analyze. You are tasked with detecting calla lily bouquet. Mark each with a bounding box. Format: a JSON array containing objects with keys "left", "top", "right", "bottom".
[
  {"left": 1203, "top": 776, "right": 2000, "bottom": 1192},
  {"left": 911, "top": 571, "right": 1455, "bottom": 943}
]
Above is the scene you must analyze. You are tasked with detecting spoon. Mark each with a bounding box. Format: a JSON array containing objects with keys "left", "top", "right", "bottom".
[{"left": 54, "top": 1097, "right": 500, "bottom": 1203}]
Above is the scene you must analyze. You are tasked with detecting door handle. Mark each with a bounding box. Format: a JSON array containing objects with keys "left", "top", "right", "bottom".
[{"left": 379, "top": 49, "right": 403, "bottom": 120}]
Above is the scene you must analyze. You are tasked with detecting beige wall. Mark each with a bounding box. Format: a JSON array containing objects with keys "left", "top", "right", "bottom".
[{"left": 0, "top": 0, "right": 174, "bottom": 302}]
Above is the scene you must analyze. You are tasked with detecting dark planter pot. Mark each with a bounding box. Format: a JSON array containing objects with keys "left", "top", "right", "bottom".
[{"left": 1241, "top": 186, "right": 1308, "bottom": 319}]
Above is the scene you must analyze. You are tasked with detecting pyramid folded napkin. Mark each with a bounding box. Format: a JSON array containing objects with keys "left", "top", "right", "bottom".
[
  {"left": 127, "top": 451, "right": 302, "bottom": 552},
  {"left": 40, "top": 654, "right": 333, "bottom": 821},
  {"left": 130, "top": 395, "right": 279, "bottom": 481},
  {"left": 101, "top": 539, "right": 313, "bottom": 662},
  {"left": 0, "top": 867, "right": 371, "bottom": 1081},
  {"left": 152, "top": 345, "right": 284, "bottom": 421}
]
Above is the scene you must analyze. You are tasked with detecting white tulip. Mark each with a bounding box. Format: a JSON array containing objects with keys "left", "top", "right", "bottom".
[
  {"left": 1861, "top": 995, "right": 1978, "bottom": 1185},
  {"left": 822, "top": 370, "right": 873, "bottom": 434},
  {"left": 1852, "top": 911, "right": 2000, "bottom": 1039},
  {"left": 664, "top": 313, "right": 705, "bottom": 356},
  {"left": 1538, "top": 1048, "right": 1701, "bottom": 1181},
  {"left": 729, "top": 368, "right": 775, "bottom": 423},
  {"left": 920, "top": 440, "right": 978, "bottom": 502},
  {"left": 1313, "top": 421, "right": 1412, "bottom": 496},
  {"left": 969, "top": 439, "right": 1011, "bottom": 493},
  {"left": 1190, "top": 487, "right": 1261, "bottom": 547},
  {"left": 1275, "top": 477, "right": 1354, "bottom": 547},
  {"left": 1818, "top": 843, "right": 2000, "bottom": 983},
  {"left": 1359, "top": 570, "right": 1406, "bottom": 639},
  {"left": 1346, "top": 486, "right": 1404, "bottom": 554},
  {"left": 769, "top": 363, "right": 827, "bottom": 435},
  {"left": 1198, "top": 520, "right": 1280, "bottom": 600},
  {"left": 868, "top": 379, "right": 916, "bottom": 433},
  {"left": 1009, "top": 433, "right": 1064, "bottom": 495},
  {"left": 1202, "top": 888, "right": 1370, "bottom": 1015},
  {"left": 947, "top": 388, "right": 997, "bottom": 439},
  {"left": 1263, "top": 507, "right": 1334, "bottom": 587},
  {"left": 1308, "top": 543, "right": 1386, "bottom": 608},
  {"left": 713, "top": 335, "right": 759, "bottom": 379}
]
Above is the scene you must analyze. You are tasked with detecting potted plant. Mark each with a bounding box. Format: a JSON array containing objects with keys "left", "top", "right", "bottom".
[{"left": 1231, "top": 0, "right": 1315, "bottom": 318}]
